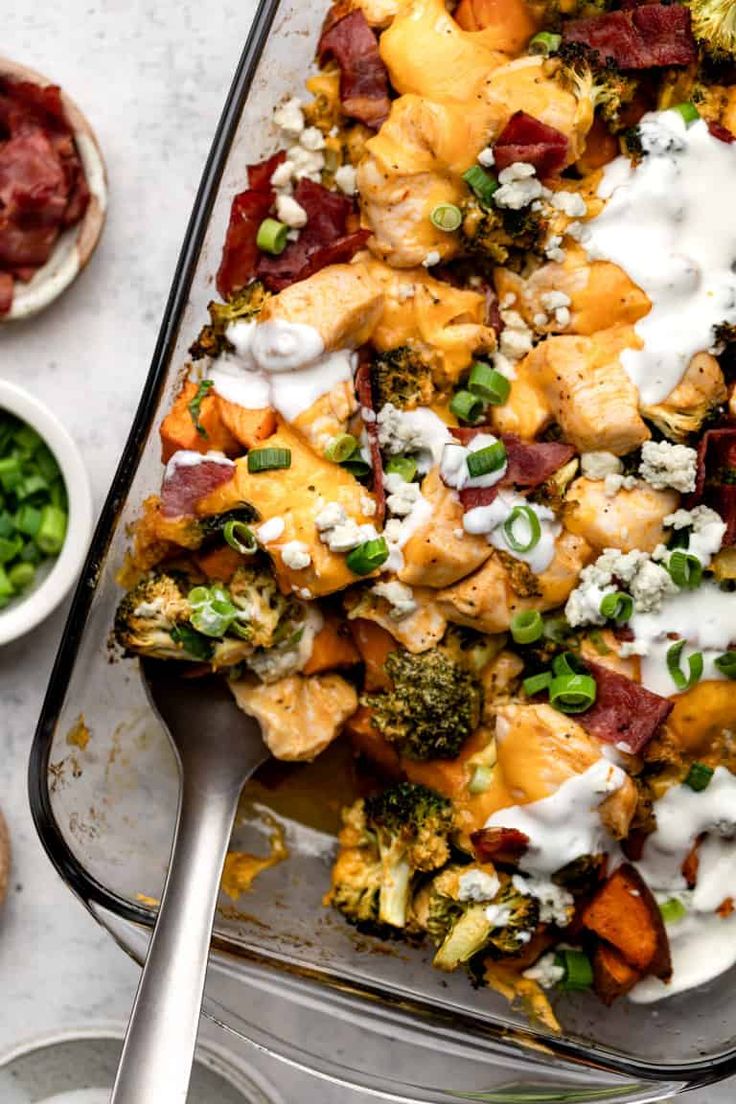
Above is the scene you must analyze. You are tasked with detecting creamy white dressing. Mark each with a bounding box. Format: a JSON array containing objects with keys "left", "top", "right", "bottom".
[
  {"left": 631, "top": 768, "right": 736, "bottom": 1003},
  {"left": 439, "top": 434, "right": 508, "bottom": 491},
  {"left": 463, "top": 490, "right": 560, "bottom": 573},
  {"left": 585, "top": 110, "right": 736, "bottom": 404},
  {"left": 485, "top": 757, "right": 627, "bottom": 878},
  {"left": 214, "top": 319, "right": 355, "bottom": 421},
  {"left": 377, "top": 405, "right": 454, "bottom": 474},
  {"left": 163, "top": 449, "right": 233, "bottom": 480},
  {"left": 627, "top": 582, "right": 736, "bottom": 696}
]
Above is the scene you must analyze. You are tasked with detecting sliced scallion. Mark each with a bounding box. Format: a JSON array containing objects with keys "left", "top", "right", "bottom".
[
  {"left": 549, "top": 673, "right": 597, "bottom": 714},
  {"left": 659, "top": 897, "right": 687, "bottom": 923},
  {"left": 599, "top": 591, "right": 633, "bottom": 624},
  {"left": 529, "top": 30, "right": 562, "bottom": 56},
  {"left": 256, "top": 218, "right": 288, "bottom": 255},
  {"left": 8, "top": 561, "right": 35, "bottom": 591},
  {"left": 324, "top": 433, "right": 360, "bottom": 463},
  {"left": 672, "top": 101, "right": 699, "bottom": 125},
  {"left": 449, "top": 389, "right": 485, "bottom": 425},
  {"left": 247, "top": 447, "right": 292, "bottom": 473},
  {"left": 466, "top": 440, "right": 507, "bottom": 478},
  {"left": 468, "top": 362, "right": 510, "bottom": 405},
  {"left": 36, "top": 504, "right": 67, "bottom": 555},
  {"left": 684, "top": 760, "right": 714, "bottom": 792},
  {"left": 430, "top": 203, "right": 462, "bottom": 232},
  {"left": 346, "top": 537, "right": 389, "bottom": 576},
  {"left": 468, "top": 764, "right": 494, "bottom": 794},
  {"left": 510, "top": 609, "right": 544, "bottom": 645},
  {"left": 223, "top": 519, "right": 258, "bottom": 555},
  {"left": 385, "top": 455, "right": 418, "bottom": 482},
  {"left": 462, "top": 165, "right": 499, "bottom": 207},
  {"left": 666, "top": 639, "right": 704, "bottom": 692},
  {"left": 667, "top": 550, "right": 702, "bottom": 590},
  {"left": 502, "top": 505, "right": 541, "bottom": 554},
  {"left": 554, "top": 949, "right": 593, "bottom": 990},
  {"left": 523, "top": 670, "right": 552, "bottom": 697},
  {"left": 715, "top": 650, "right": 736, "bottom": 679}
]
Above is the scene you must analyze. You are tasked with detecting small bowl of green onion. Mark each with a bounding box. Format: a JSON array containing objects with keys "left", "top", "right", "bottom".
[{"left": 0, "top": 380, "right": 92, "bottom": 645}]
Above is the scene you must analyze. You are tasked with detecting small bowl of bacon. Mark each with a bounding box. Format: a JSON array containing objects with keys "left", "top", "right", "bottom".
[{"left": 0, "top": 57, "right": 107, "bottom": 321}]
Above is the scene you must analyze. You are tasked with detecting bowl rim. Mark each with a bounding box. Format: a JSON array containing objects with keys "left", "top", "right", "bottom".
[
  {"left": 0, "top": 379, "right": 93, "bottom": 645},
  {"left": 0, "top": 55, "right": 108, "bottom": 322}
]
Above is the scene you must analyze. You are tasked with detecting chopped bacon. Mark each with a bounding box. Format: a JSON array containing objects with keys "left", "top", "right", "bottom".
[
  {"left": 0, "top": 272, "right": 12, "bottom": 314},
  {"left": 470, "top": 826, "right": 530, "bottom": 866},
  {"left": 688, "top": 427, "right": 736, "bottom": 544},
  {"left": 215, "top": 151, "right": 285, "bottom": 299},
  {"left": 562, "top": 4, "right": 697, "bottom": 69},
  {"left": 318, "top": 9, "right": 391, "bottom": 129},
  {"left": 708, "top": 120, "right": 735, "bottom": 144},
  {"left": 493, "top": 111, "right": 569, "bottom": 179},
  {"left": 160, "top": 455, "right": 235, "bottom": 519},
  {"left": 0, "top": 77, "right": 90, "bottom": 314},
  {"left": 257, "top": 178, "right": 369, "bottom": 292},
  {"left": 578, "top": 662, "right": 673, "bottom": 754},
  {"left": 449, "top": 428, "right": 575, "bottom": 509},
  {"left": 355, "top": 357, "right": 385, "bottom": 525}
]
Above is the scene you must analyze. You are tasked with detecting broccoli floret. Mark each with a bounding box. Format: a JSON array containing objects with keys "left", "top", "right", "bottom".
[
  {"left": 114, "top": 571, "right": 213, "bottom": 661},
  {"left": 330, "top": 783, "right": 453, "bottom": 931},
  {"left": 363, "top": 648, "right": 483, "bottom": 761},
  {"left": 372, "top": 347, "right": 435, "bottom": 411},
  {"left": 228, "top": 564, "right": 303, "bottom": 650},
  {"left": 688, "top": 0, "right": 736, "bottom": 61},
  {"left": 415, "top": 866, "right": 540, "bottom": 971},
  {"left": 189, "top": 281, "right": 269, "bottom": 360},
  {"left": 460, "top": 198, "right": 544, "bottom": 267},
  {"left": 557, "top": 43, "right": 639, "bottom": 134}
]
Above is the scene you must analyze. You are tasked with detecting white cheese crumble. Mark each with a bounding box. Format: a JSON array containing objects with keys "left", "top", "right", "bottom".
[
  {"left": 544, "top": 233, "right": 566, "bottom": 263},
  {"left": 664, "top": 505, "right": 726, "bottom": 566},
  {"left": 270, "top": 160, "right": 295, "bottom": 189},
  {"left": 422, "top": 250, "right": 441, "bottom": 267},
  {"left": 334, "top": 163, "right": 357, "bottom": 196},
  {"left": 273, "top": 97, "right": 304, "bottom": 135},
  {"left": 280, "top": 540, "right": 311, "bottom": 570},
  {"left": 550, "top": 190, "right": 587, "bottom": 218},
  {"left": 512, "top": 875, "right": 575, "bottom": 927},
  {"left": 372, "top": 579, "right": 417, "bottom": 619},
  {"left": 384, "top": 472, "right": 423, "bottom": 517},
  {"left": 498, "top": 308, "right": 534, "bottom": 360},
  {"left": 315, "top": 502, "right": 379, "bottom": 552},
  {"left": 275, "top": 193, "right": 308, "bottom": 229},
  {"left": 286, "top": 144, "right": 324, "bottom": 182},
  {"left": 494, "top": 162, "right": 543, "bottom": 210},
  {"left": 458, "top": 868, "right": 501, "bottom": 903},
  {"left": 300, "top": 126, "right": 326, "bottom": 151},
  {"left": 523, "top": 952, "right": 565, "bottom": 989},
  {"left": 580, "top": 451, "right": 623, "bottom": 480},
  {"left": 639, "top": 440, "right": 698, "bottom": 493},
  {"left": 477, "top": 146, "right": 495, "bottom": 167},
  {"left": 484, "top": 902, "right": 513, "bottom": 927},
  {"left": 539, "top": 290, "right": 571, "bottom": 312},
  {"left": 376, "top": 404, "right": 453, "bottom": 472},
  {"left": 256, "top": 516, "right": 285, "bottom": 544},
  {"left": 603, "top": 471, "right": 639, "bottom": 497},
  {"left": 565, "top": 546, "right": 678, "bottom": 626}
]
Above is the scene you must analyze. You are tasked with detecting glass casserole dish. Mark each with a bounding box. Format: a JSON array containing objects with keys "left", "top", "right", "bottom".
[{"left": 28, "top": 0, "right": 736, "bottom": 1099}]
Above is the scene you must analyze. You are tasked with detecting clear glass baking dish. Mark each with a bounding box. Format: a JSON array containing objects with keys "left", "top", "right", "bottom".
[{"left": 27, "top": 1, "right": 736, "bottom": 1099}]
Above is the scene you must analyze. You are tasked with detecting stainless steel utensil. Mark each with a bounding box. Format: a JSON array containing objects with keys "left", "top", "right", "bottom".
[{"left": 110, "top": 658, "right": 268, "bottom": 1103}]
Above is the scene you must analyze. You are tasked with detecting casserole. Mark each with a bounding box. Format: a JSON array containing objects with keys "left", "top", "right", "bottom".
[{"left": 29, "top": 0, "right": 736, "bottom": 1098}]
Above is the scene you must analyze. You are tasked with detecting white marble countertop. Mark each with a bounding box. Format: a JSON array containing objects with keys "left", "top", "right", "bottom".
[{"left": 0, "top": 3, "right": 732, "bottom": 1102}]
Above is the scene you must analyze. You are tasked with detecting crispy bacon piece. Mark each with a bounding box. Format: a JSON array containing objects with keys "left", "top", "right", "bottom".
[
  {"left": 562, "top": 4, "right": 697, "bottom": 69},
  {"left": 160, "top": 456, "right": 235, "bottom": 519},
  {"left": 215, "top": 151, "right": 285, "bottom": 300},
  {"left": 470, "top": 826, "right": 530, "bottom": 866},
  {"left": 257, "top": 178, "right": 369, "bottom": 292},
  {"left": 578, "top": 662, "right": 673, "bottom": 754},
  {"left": 493, "top": 111, "right": 569, "bottom": 178},
  {"left": 317, "top": 8, "right": 391, "bottom": 129},
  {"left": 355, "top": 357, "right": 385, "bottom": 525},
  {"left": 708, "top": 120, "right": 735, "bottom": 144},
  {"left": 688, "top": 427, "right": 736, "bottom": 544},
  {"left": 449, "top": 428, "right": 575, "bottom": 510},
  {"left": 0, "top": 77, "right": 90, "bottom": 314}
]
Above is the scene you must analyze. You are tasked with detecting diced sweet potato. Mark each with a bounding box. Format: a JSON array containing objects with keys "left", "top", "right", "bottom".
[
  {"left": 160, "top": 381, "right": 240, "bottom": 462},
  {"left": 194, "top": 544, "right": 244, "bottom": 582},
  {"left": 593, "top": 942, "right": 642, "bottom": 1005},
  {"left": 582, "top": 863, "right": 671, "bottom": 980},
  {"left": 303, "top": 615, "right": 361, "bottom": 675},
  {"left": 348, "top": 618, "right": 395, "bottom": 690},
  {"left": 216, "top": 395, "right": 277, "bottom": 449}
]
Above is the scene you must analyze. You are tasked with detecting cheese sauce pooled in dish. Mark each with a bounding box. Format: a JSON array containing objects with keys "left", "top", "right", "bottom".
[{"left": 585, "top": 110, "right": 736, "bottom": 404}]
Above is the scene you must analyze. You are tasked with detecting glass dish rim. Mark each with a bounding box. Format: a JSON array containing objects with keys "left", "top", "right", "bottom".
[{"left": 26, "top": 0, "right": 736, "bottom": 1088}]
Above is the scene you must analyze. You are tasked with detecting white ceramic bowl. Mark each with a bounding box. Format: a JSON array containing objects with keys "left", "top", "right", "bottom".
[{"left": 0, "top": 380, "right": 93, "bottom": 645}]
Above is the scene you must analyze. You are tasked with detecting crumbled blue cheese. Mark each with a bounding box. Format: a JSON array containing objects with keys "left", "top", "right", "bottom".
[
  {"left": 275, "top": 193, "right": 308, "bottom": 229},
  {"left": 498, "top": 308, "right": 534, "bottom": 360},
  {"left": 422, "top": 250, "right": 441, "bottom": 267},
  {"left": 540, "top": 290, "right": 571, "bottom": 312},
  {"left": 565, "top": 546, "right": 677, "bottom": 626},
  {"left": 550, "top": 190, "right": 587, "bottom": 218},
  {"left": 315, "top": 502, "right": 378, "bottom": 552},
  {"left": 494, "top": 162, "right": 543, "bottom": 210},
  {"left": 371, "top": 579, "right": 417, "bottom": 619},
  {"left": 629, "top": 558, "right": 678, "bottom": 613},
  {"left": 522, "top": 952, "right": 565, "bottom": 989},
  {"left": 280, "top": 540, "right": 312, "bottom": 570},
  {"left": 580, "top": 451, "right": 623, "bottom": 480},
  {"left": 639, "top": 440, "right": 698, "bottom": 493},
  {"left": 603, "top": 472, "right": 638, "bottom": 497},
  {"left": 477, "top": 146, "right": 495, "bottom": 167},
  {"left": 458, "top": 868, "right": 501, "bottom": 903},
  {"left": 247, "top": 606, "right": 322, "bottom": 683},
  {"left": 544, "top": 233, "right": 565, "bottom": 263},
  {"left": 376, "top": 404, "right": 453, "bottom": 472},
  {"left": 270, "top": 160, "right": 295, "bottom": 190},
  {"left": 334, "top": 164, "right": 357, "bottom": 196},
  {"left": 300, "top": 126, "right": 326, "bottom": 151},
  {"left": 256, "top": 516, "right": 286, "bottom": 544},
  {"left": 484, "top": 902, "right": 514, "bottom": 927},
  {"left": 439, "top": 433, "right": 508, "bottom": 491},
  {"left": 384, "top": 472, "right": 423, "bottom": 517},
  {"left": 512, "top": 874, "right": 575, "bottom": 927},
  {"left": 665, "top": 505, "right": 726, "bottom": 566},
  {"left": 274, "top": 96, "right": 305, "bottom": 135}
]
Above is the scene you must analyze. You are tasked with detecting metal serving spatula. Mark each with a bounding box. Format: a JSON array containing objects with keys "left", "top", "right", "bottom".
[{"left": 110, "top": 658, "right": 268, "bottom": 1104}]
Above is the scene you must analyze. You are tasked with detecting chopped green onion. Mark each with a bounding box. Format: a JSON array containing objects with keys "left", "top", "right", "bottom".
[
  {"left": 449, "top": 389, "right": 485, "bottom": 424},
  {"left": 659, "top": 897, "right": 687, "bottom": 924},
  {"left": 462, "top": 165, "right": 499, "bottom": 207},
  {"left": 468, "top": 363, "right": 510, "bottom": 405},
  {"left": 715, "top": 651, "right": 736, "bottom": 679},
  {"left": 552, "top": 651, "right": 588, "bottom": 678},
  {"left": 324, "top": 434, "right": 360, "bottom": 463},
  {"left": 667, "top": 550, "right": 702, "bottom": 590},
  {"left": 466, "top": 441, "right": 507, "bottom": 478},
  {"left": 385, "top": 455, "right": 418, "bottom": 482},
  {"left": 170, "top": 623, "right": 215, "bottom": 661},
  {"left": 672, "top": 101, "right": 699, "bottom": 125},
  {"left": 599, "top": 591, "right": 634, "bottom": 624},
  {"left": 0, "top": 535, "right": 22, "bottom": 564},
  {"left": 510, "top": 609, "right": 544, "bottom": 645},
  {"left": 549, "top": 673, "right": 597, "bottom": 713},
  {"left": 0, "top": 455, "right": 22, "bottom": 492},
  {"left": 684, "top": 760, "right": 714, "bottom": 792},
  {"left": 187, "top": 379, "right": 214, "bottom": 437},
  {"left": 588, "top": 630, "right": 611, "bottom": 656},
  {"left": 523, "top": 671, "right": 552, "bottom": 697},
  {"left": 187, "top": 584, "right": 237, "bottom": 637},
  {"left": 256, "top": 218, "right": 289, "bottom": 255},
  {"left": 468, "top": 764, "right": 494, "bottom": 794},
  {"left": 13, "top": 423, "right": 43, "bottom": 453},
  {"left": 543, "top": 616, "right": 571, "bottom": 643},
  {"left": 529, "top": 30, "right": 562, "bottom": 56},
  {"left": 554, "top": 949, "right": 593, "bottom": 991},
  {"left": 430, "top": 203, "right": 462, "bottom": 232},
  {"left": 666, "top": 639, "right": 704, "bottom": 692},
  {"left": 35, "top": 445, "right": 60, "bottom": 482},
  {"left": 341, "top": 458, "right": 372, "bottom": 479},
  {"left": 0, "top": 564, "right": 14, "bottom": 607},
  {"left": 36, "top": 504, "right": 67, "bottom": 555},
  {"left": 14, "top": 504, "right": 41, "bottom": 538},
  {"left": 502, "top": 505, "right": 541, "bottom": 554},
  {"left": 346, "top": 537, "right": 389, "bottom": 576},
  {"left": 247, "top": 447, "right": 292, "bottom": 473},
  {"left": 223, "top": 519, "right": 258, "bottom": 555},
  {"left": 8, "top": 561, "right": 35, "bottom": 591},
  {"left": 18, "top": 473, "right": 48, "bottom": 500}
]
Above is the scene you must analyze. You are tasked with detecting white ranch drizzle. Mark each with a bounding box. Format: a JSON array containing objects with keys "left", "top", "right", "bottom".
[
  {"left": 585, "top": 110, "right": 736, "bottom": 404},
  {"left": 463, "top": 490, "right": 560, "bottom": 573}
]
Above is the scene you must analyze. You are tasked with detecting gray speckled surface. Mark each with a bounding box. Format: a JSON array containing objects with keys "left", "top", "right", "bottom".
[{"left": 0, "top": 3, "right": 732, "bottom": 1102}]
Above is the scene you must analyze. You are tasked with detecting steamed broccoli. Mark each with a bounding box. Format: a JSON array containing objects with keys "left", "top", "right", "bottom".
[
  {"left": 189, "top": 281, "right": 269, "bottom": 360},
  {"left": 372, "top": 347, "right": 435, "bottom": 411},
  {"left": 414, "top": 866, "right": 540, "bottom": 971},
  {"left": 114, "top": 571, "right": 210, "bottom": 661},
  {"left": 557, "top": 42, "right": 639, "bottom": 134},
  {"left": 363, "top": 648, "right": 483, "bottom": 761},
  {"left": 330, "top": 783, "right": 453, "bottom": 931},
  {"left": 688, "top": 0, "right": 736, "bottom": 61},
  {"left": 460, "top": 198, "right": 544, "bottom": 266}
]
